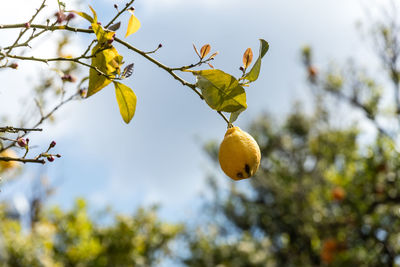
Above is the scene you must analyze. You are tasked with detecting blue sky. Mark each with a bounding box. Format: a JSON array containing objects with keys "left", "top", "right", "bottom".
[{"left": 0, "top": 0, "right": 389, "bottom": 221}]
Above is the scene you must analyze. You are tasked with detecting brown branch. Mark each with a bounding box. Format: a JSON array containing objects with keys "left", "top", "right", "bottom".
[
  {"left": 0, "top": 24, "right": 92, "bottom": 34},
  {"left": 105, "top": 0, "right": 136, "bottom": 29},
  {"left": 325, "top": 88, "right": 394, "bottom": 142},
  {"left": 0, "top": 127, "right": 42, "bottom": 133},
  {"left": 6, "top": 0, "right": 47, "bottom": 54},
  {"left": 170, "top": 58, "right": 214, "bottom": 71},
  {"left": 0, "top": 157, "right": 45, "bottom": 164},
  {"left": 1, "top": 53, "right": 114, "bottom": 79},
  {"left": 0, "top": 92, "right": 79, "bottom": 153},
  {"left": 0, "top": 22, "right": 231, "bottom": 124},
  {"left": 114, "top": 37, "right": 230, "bottom": 124}
]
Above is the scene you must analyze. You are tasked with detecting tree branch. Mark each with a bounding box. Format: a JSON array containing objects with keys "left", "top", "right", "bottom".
[
  {"left": 0, "top": 21, "right": 231, "bottom": 125},
  {"left": 105, "top": 0, "right": 135, "bottom": 29},
  {"left": 0, "top": 157, "right": 45, "bottom": 164},
  {"left": 0, "top": 127, "right": 42, "bottom": 133}
]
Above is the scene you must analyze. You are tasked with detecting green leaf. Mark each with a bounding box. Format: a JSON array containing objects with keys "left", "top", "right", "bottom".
[
  {"left": 192, "top": 69, "right": 247, "bottom": 112},
  {"left": 114, "top": 82, "right": 137, "bottom": 124},
  {"left": 87, "top": 44, "right": 123, "bottom": 97},
  {"left": 243, "top": 39, "right": 269, "bottom": 83},
  {"left": 229, "top": 108, "right": 246, "bottom": 124}
]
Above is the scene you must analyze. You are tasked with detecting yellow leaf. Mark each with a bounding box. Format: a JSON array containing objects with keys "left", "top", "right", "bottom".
[
  {"left": 88, "top": 5, "right": 97, "bottom": 22},
  {"left": 125, "top": 12, "right": 141, "bottom": 38},
  {"left": 114, "top": 82, "right": 137, "bottom": 124},
  {"left": 92, "top": 23, "right": 115, "bottom": 45},
  {"left": 71, "top": 10, "right": 93, "bottom": 23},
  {"left": 87, "top": 44, "right": 123, "bottom": 97}
]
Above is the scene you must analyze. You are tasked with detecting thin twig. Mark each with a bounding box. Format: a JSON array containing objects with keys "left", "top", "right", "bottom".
[
  {"left": 0, "top": 157, "right": 45, "bottom": 164},
  {"left": 170, "top": 58, "right": 214, "bottom": 71},
  {"left": 0, "top": 92, "right": 79, "bottom": 153},
  {"left": 105, "top": 0, "right": 135, "bottom": 29},
  {"left": 0, "top": 24, "right": 92, "bottom": 34},
  {"left": 0, "top": 22, "right": 231, "bottom": 124},
  {"left": 0, "top": 127, "right": 42, "bottom": 133},
  {"left": 6, "top": 0, "right": 47, "bottom": 54},
  {"left": 1, "top": 53, "right": 114, "bottom": 79}
]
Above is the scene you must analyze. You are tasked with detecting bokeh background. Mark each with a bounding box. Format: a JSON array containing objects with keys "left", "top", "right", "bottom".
[
  {"left": 1, "top": 0, "right": 400, "bottom": 266},
  {"left": 0, "top": 0, "right": 373, "bottom": 217}
]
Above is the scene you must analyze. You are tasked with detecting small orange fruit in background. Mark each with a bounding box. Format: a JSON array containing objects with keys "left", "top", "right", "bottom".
[
  {"left": 0, "top": 149, "right": 18, "bottom": 172},
  {"left": 218, "top": 126, "right": 261, "bottom": 181},
  {"left": 332, "top": 187, "right": 346, "bottom": 201},
  {"left": 320, "top": 238, "right": 346, "bottom": 264}
]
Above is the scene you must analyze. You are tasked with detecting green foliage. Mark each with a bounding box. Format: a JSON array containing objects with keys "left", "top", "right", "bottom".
[
  {"left": 73, "top": 5, "right": 139, "bottom": 124},
  {"left": 0, "top": 199, "right": 182, "bottom": 266},
  {"left": 184, "top": 104, "right": 400, "bottom": 266},
  {"left": 229, "top": 108, "right": 246, "bottom": 124},
  {"left": 189, "top": 39, "right": 268, "bottom": 123},
  {"left": 192, "top": 69, "right": 247, "bottom": 113},
  {"left": 184, "top": 229, "right": 273, "bottom": 267},
  {"left": 87, "top": 7, "right": 122, "bottom": 97},
  {"left": 183, "top": 29, "right": 400, "bottom": 263},
  {"left": 242, "top": 39, "right": 269, "bottom": 83}
]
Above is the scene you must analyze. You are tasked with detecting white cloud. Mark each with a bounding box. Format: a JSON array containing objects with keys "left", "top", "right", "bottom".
[
  {"left": 3, "top": 0, "right": 398, "bottom": 221},
  {"left": 0, "top": 0, "right": 85, "bottom": 123}
]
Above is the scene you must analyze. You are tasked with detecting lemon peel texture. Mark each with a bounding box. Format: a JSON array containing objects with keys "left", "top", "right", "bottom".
[{"left": 219, "top": 126, "right": 261, "bottom": 180}]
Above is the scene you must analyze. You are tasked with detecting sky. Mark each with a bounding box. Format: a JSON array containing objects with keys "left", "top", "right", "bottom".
[{"left": 0, "top": 0, "right": 391, "bottom": 221}]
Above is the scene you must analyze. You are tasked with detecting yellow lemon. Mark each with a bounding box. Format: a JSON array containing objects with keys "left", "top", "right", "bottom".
[
  {"left": 219, "top": 126, "right": 261, "bottom": 180},
  {"left": 0, "top": 149, "right": 18, "bottom": 171}
]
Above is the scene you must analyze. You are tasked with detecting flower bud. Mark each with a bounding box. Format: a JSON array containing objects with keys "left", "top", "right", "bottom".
[
  {"left": 66, "top": 13, "right": 76, "bottom": 21},
  {"left": 17, "top": 138, "right": 27, "bottom": 147},
  {"left": 55, "top": 12, "right": 66, "bottom": 24},
  {"left": 50, "top": 141, "right": 56, "bottom": 148},
  {"left": 61, "top": 74, "right": 76, "bottom": 82},
  {"left": 47, "top": 155, "right": 55, "bottom": 162}
]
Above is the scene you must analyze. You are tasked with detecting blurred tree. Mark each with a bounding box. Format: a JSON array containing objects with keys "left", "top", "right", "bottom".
[
  {"left": 3, "top": 1, "right": 400, "bottom": 267},
  {"left": 183, "top": 6, "right": 400, "bottom": 267},
  {"left": 0, "top": 198, "right": 182, "bottom": 266}
]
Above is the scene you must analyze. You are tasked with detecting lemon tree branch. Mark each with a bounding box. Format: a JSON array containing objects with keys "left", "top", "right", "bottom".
[
  {"left": 105, "top": 0, "right": 136, "bottom": 28},
  {"left": 0, "top": 17, "right": 231, "bottom": 124},
  {"left": 0, "top": 157, "right": 45, "bottom": 164},
  {"left": 0, "top": 127, "right": 42, "bottom": 133}
]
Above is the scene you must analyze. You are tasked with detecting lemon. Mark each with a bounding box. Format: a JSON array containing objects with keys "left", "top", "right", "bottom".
[
  {"left": 0, "top": 149, "right": 18, "bottom": 171},
  {"left": 219, "top": 126, "right": 261, "bottom": 180}
]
